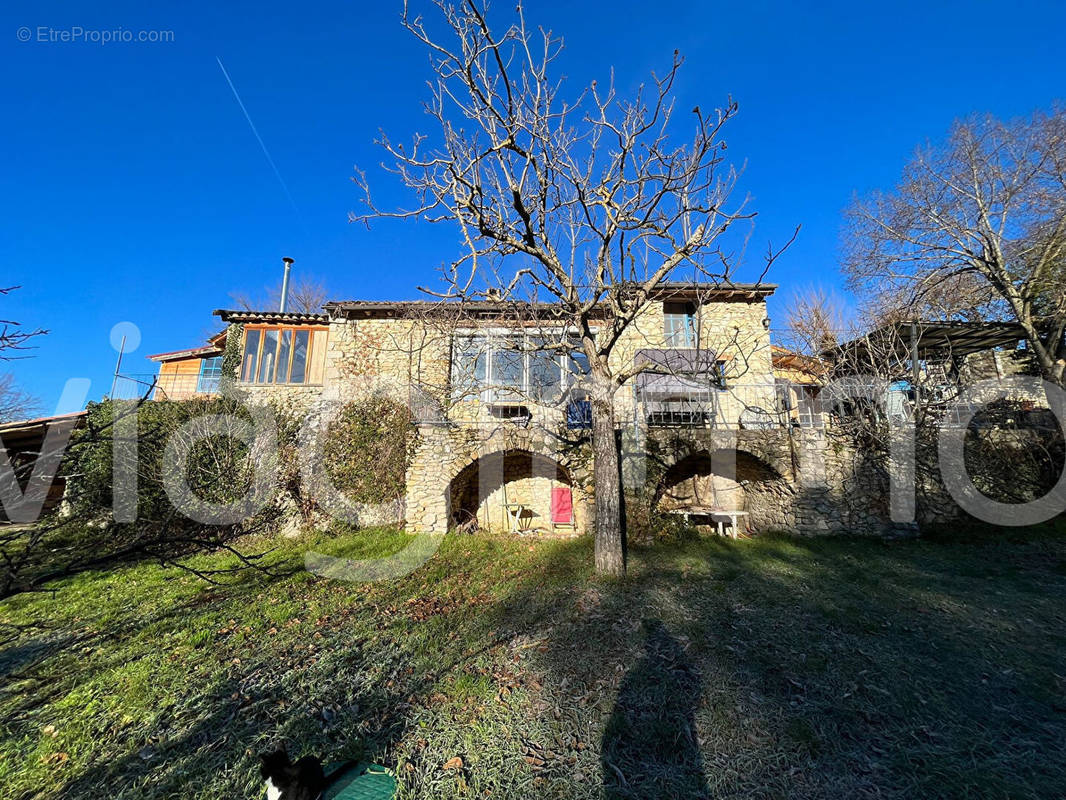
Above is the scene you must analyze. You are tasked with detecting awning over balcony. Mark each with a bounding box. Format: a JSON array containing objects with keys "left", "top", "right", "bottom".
[{"left": 634, "top": 349, "right": 720, "bottom": 399}]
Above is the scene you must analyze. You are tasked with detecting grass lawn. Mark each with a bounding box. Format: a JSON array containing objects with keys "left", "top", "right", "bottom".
[{"left": 2, "top": 523, "right": 1066, "bottom": 799}]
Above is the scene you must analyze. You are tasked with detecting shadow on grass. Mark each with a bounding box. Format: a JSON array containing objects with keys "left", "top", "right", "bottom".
[
  {"left": 6, "top": 520, "right": 1066, "bottom": 799},
  {"left": 602, "top": 619, "right": 708, "bottom": 799},
  {"left": 41, "top": 627, "right": 426, "bottom": 800},
  {"left": 482, "top": 522, "right": 1066, "bottom": 798}
]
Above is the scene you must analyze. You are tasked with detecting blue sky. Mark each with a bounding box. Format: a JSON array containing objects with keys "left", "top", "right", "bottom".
[{"left": 3, "top": 0, "right": 1064, "bottom": 415}]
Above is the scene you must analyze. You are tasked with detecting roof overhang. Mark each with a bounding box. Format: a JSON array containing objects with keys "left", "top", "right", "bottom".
[
  {"left": 0, "top": 411, "right": 87, "bottom": 451},
  {"left": 214, "top": 309, "right": 330, "bottom": 325},
  {"left": 647, "top": 282, "right": 777, "bottom": 302},
  {"left": 771, "top": 345, "right": 827, "bottom": 379},
  {"left": 147, "top": 344, "right": 223, "bottom": 363},
  {"left": 325, "top": 283, "right": 776, "bottom": 320},
  {"left": 826, "top": 321, "right": 1028, "bottom": 367}
]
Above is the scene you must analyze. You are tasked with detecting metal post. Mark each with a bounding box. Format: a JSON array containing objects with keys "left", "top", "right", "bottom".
[
  {"left": 279, "top": 257, "right": 294, "bottom": 313},
  {"left": 109, "top": 335, "right": 126, "bottom": 399},
  {"left": 910, "top": 321, "right": 921, "bottom": 409}
]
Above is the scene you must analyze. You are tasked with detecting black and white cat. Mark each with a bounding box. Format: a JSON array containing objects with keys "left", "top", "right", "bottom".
[{"left": 259, "top": 746, "right": 326, "bottom": 800}]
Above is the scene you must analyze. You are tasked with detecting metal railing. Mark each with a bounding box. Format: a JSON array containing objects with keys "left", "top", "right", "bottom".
[
  {"left": 110, "top": 373, "right": 216, "bottom": 402},
  {"left": 638, "top": 383, "right": 825, "bottom": 430}
]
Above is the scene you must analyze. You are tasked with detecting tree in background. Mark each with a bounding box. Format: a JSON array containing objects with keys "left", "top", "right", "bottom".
[
  {"left": 0, "top": 286, "right": 45, "bottom": 423},
  {"left": 843, "top": 107, "right": 1066, "bottom": 387},
  {"left": 1, "top": 285, "right": 46, "bottom": 359},
  {"left": 780, "top": 286, "right": 854, "bottom": 357},
  {"left": 0, "top": 374, "right": 39, "bottom": 423},
  {"left": 354, "top": 0, "right": 790, "bottom": 575},
  {"left": 229, "top": 275, "right": 330, "bottom": 314}
]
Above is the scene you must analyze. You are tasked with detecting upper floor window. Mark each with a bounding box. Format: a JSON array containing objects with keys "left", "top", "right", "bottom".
[
  {"left": 663, "top": 301, "right": 698, "bottom": 347},
  {"left": 452, "top": 333, "right": 589, "bottom": 403},
  {"left": 240, "top": 326, "right": 318, "bottom": 385},
  {"left": 196, "top": 356, "right": 224, "bottom": 393}
]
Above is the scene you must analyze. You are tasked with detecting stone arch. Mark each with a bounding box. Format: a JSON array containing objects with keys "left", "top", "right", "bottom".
[
  {"left": 447, "top": 448, "right": 586, "bottom": 534},
  {"left": 655, "top": 448, "right": 796, "bottom": 532},
  {"left": 646, "top": 429, "right": 795, "bottom": 481},
  {"left": 405, "top": 425, "right": 592, "bottom": 535}
]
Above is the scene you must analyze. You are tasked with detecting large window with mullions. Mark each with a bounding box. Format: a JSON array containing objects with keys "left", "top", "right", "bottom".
[
  {"left": 451, "top": 333, "right": 589, "bottom": 403},
  {"left": 240, "top": 326, "right": 322, "bottom": 385}
]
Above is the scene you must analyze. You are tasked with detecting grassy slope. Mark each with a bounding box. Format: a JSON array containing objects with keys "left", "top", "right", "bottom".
[{"left": 2, "top": 524, "right": 1065, "bottom": 799}]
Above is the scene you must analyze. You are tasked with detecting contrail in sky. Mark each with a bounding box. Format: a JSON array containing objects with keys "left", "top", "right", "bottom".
[{"left": 215, "top": 56, "right": 306, "bottom": 230}]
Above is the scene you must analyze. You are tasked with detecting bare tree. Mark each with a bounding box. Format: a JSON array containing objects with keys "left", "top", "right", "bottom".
[
  {"left": 844, "top": 107, "right": 1066, "bottom": 386},
  {"left": 230, "top": 275, "right": 330, "bottom": 314},
  {"left": 780, "top": 286, "right": 855, "bottom": 356},
  {"left": 0, "top": 374, "right": 40, "bottom": 423},
  {"left": 353, "top": 0, "right": 789, "bottom": 574},
  {"left": 1, "top": 286, "right": 47, "bottom": 359}
]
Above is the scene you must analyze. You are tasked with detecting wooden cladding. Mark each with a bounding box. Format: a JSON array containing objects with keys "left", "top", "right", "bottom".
[{"left": 240, "top": 325, "right": 328, "bottom": 385}]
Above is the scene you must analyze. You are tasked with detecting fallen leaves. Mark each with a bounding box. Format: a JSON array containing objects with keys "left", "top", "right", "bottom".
[{"left": 403, "top": 592, "right": 492, "bottom": 622}]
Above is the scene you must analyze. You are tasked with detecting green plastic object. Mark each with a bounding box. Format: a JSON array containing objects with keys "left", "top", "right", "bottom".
[{"left": 321, "top": 762, "right": 397, "bottom": 800}]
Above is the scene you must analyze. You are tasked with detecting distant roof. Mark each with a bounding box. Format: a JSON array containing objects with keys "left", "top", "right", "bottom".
[
  {"left": 0, "top": 411, "right": 87, "bottom": 450},
  {"left": 827, "top": 320, "right": 1028, "bottom": 365},
  {"left": 771, "top": 345, "right": 827, "bottom": 379}
]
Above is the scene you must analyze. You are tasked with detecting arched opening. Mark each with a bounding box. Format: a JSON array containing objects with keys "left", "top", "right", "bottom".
[
  {"left": 655, "top": 449, "right": 794, "bottom": 532},
  {"left": 447, "top": 449, "right": 581, "bottom": 534}
]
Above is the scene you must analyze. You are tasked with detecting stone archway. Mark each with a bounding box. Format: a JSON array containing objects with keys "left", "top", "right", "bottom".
[
  {"left": 655, "top": 448, "right": 796, "bottom": 532},
  {"left": 405, "top": 425, "right": 592, "bottom": 534},
  {"left": 447, "top": 449, "right": 584, "bottom": 534}
]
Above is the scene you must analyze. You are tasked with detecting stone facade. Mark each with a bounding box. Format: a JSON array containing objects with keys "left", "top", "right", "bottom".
[
  {"left": 217, "top": 294, "right": 1026, "bottom": 540},
  {"left": 405, "top": 424, "right": 593, "bottom": 535}
]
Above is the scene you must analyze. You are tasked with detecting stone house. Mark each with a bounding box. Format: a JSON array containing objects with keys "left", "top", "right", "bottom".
[
  {"left": 147, "top": 283, "right": 864, "bottom": 537},
  {"left": 156, "top": 285, "right": 1060, "bottom": 538}
]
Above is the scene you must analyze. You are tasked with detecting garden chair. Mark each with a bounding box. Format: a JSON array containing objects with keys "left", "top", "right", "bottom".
[{"left": 550, "top": 486, "right": 576, "bottom": 534}]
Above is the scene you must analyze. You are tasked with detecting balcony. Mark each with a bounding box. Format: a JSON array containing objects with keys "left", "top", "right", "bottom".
[
  {"left": 109, "top": 373, "right": 217, "bottom": 402},
  {"left": 637, "top": 382, "right": 824, "bottom": 430}
]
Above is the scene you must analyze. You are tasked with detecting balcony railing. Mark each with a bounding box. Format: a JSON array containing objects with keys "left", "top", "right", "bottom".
[
  {"left": 637, "top": 383, "right": 825, "bottom": 430},
  {"left": 110, "top": 373, "right": 216, "bottom": 402},
  {"left": 644, "top": 396, "right": 717, "bottom": 427}
]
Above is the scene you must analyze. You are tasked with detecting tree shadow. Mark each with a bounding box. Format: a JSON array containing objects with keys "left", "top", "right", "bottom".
[
  {"left": 44, "top": 636, "right": 422, "bottom": 800},
  {"left": 601, "top": 618, "right": 708, "bottom": 799},
  {"left": 480, "top": 523, "right": 1066, "bottom": 798}
]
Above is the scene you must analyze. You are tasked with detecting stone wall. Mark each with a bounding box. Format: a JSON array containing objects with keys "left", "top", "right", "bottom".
[
  {"left": 225, "top": 305, "right": 1066, "bottom": 541},
  {"left": 609, "top": 298, "right": 776, "bottom": 422},
  {"left": 635, "top": 427, "right": 901, "bottom": 537},
  {"left": 321, "top": 317, "right": 451, "bottom": 406},
  {"left": 405, "top": 423, "right": 593, "bottom": 535}
]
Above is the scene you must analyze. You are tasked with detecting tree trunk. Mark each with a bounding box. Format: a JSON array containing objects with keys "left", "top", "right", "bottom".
[
  {"left": 590, "top": 379, "right": 625, "bottom": 576},
  {"left": 1048, "top": 357, "right": 1066, "bottom": 389}
]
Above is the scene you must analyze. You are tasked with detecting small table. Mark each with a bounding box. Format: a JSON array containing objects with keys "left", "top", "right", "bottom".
[
  {"left": 709, "top": 510, "right": 749, "bottom": 539},
  {"left": 666, "top": 507, "right": 749, "bottom": 538},
  {"left": 504, "top": 502, "right": 532, "bottom": 534}
]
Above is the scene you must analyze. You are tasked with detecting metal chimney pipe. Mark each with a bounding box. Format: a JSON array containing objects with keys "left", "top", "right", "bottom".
[{"left": 279, "top": 257, "right": 294, "bottom": 313}]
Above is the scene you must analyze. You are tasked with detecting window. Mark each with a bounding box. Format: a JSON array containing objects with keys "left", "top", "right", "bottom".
[
  {"left": 451, "top": 336, "right": 489, "bottom": 398},
  {"left": 566, "top": 397, "right": 593, "bottom": 429},
  {"left": 663, "top": 301, "right": 698, "bottom": 347},
  {"left": 489, "top": 404, "right": 531, "bottom": 421},
  {"left": 240, "top": 326, "right": 321, "bottom": 385},
  {"left": 451, "top": 333, "right": 588, "bottom": 402},
  {"left": 197, "top": 356, "right": 224, "bottom": 393}
]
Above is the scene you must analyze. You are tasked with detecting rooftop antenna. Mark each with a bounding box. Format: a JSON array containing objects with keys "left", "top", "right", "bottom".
[{"left": 279, "top": 257, "right": 294, "bottom": 313}]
